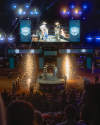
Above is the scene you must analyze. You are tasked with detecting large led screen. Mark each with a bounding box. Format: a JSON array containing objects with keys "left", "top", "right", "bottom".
[
  {"left": 32, "top": 20, "right": 80, "bottom": 42},
  {"left": 20, "top": 20, "right": 31, "bottom": 42},
  {"left": 69, "top": 20, "right": 80, "bottom": 42},
  {"left": 32, "top": 21, "right": 70, "bottom": 42}
]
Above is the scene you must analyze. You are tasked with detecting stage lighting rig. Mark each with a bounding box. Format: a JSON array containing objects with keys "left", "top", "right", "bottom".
[
  {"left": 8, "top": 35, "right": 14, "bottom": 41},
  {"left": 18, "top": 8, "right": 23, "bottom": 15},
  {"left": 15, "top": 49, "right": 19, "bottom": 53},
  {"left": 86, "top": 36, "right": 93, "bottom": 42},
  {"left": 13, "top": 5, "right": 17, "bottom": 9},
  {"left": 25, "top": 5, "right": 29, "bottom": 8}
]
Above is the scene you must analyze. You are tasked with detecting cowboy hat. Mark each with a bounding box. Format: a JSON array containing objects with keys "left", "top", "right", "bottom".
[{"left": 43, "top": 22, "right": 47, "bottom": 24}]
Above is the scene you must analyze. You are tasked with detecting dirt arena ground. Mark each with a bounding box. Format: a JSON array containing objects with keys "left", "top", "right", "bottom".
[{"left": 0, "top": 68, "right": 100, "bottom": 95}]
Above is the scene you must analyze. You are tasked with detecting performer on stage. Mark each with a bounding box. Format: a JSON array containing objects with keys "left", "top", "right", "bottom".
[
  {"left": 40, "top": 22, "right": 48, "bottom": 41},
  {"left": 55, "top": 22, "right": 61, "bottom": 42}
]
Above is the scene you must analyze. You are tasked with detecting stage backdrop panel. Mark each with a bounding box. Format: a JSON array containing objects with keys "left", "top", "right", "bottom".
[
  {"left": 20, "top": 20, "right": 31, "bottom": 42},
  {"left": 69, "top": 20, "right": 80, "bottom": 42},
  {"left": 9, "top": 58, "right": 14, "bottom": 69},
  {"left": 44, "top": 51, "right": 57, "bottom": 56},
  {"left": 39, "top": 58, "right": 44, "bottom": 69},
  {"left": 57, "top": 58, "right": 62, "bottom": 69},
  {"left": 87, "top": 57, "right": 91, "bottom": 68}
]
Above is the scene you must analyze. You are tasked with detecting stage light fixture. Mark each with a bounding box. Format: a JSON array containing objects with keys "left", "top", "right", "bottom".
[
  {"left": 22, "top": 11, "right": 26, "bottom": 15},
  {"left": 25, "top": 5, "right": 29, "bottom": 8},
  {"left": 78, "top": 11, "right": 82, "bottom": 15},
  {"left": 74, "top": 9, "right": 78, "bottom": 14},
  {"left": 86, "top": 36, "right": 93, "bottom": 41},
  {"left": 66, "top": 49, "right": 71, "bottom": 53},
  {"left": 31, "top": 49, "right": 35, "bottom": 53},
  {"left": 30, "top": 11, "right": 33, "bottom": 15},
  {"left": 15, "top": 49, "right": 19, "bottom": 53},
  {"left": 13, "top": 5, "right": 17, "bottom": 9},
  {"left": 71, "top": 5, "right": 75, "bottom": 9},
  {"left": 0, "top": 37, "right": 5, "bottom": 41},
  {"left": 95, "top": 36, "right": 100, "bottom": 41},
  {"left": 83, "top": 5, "right": 87, "bottom": 9},
  {"left": 82, "top": 49, "right": 86, "bottom": 53},
  {"left": 67, "top": 11, "right": 70, "bottom": 14},
  {"left": 8, "top": 36, "right": 14, "bottom": 41},
  {"left": 18, "top": 8, "right": 23, "bottom": 15},
  {"left": 71, "top": 17, "right": 73, "bottom": 19}
]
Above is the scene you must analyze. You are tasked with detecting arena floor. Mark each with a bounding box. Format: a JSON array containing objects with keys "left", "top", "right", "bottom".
[{"left": 0, "top": 68, "right": 100, "bottom": 95}]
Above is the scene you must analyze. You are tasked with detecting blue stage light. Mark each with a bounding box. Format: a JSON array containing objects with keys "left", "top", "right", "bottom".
[
  {"left": 25, "top": 5, "right": 29, "bottom": 8},
  {"left": 30, "top": 11, "right": 34, "bottom": 15},
  {"left": 71, "top": 5, "right": 75, "bottom": 9},
  {"left": 83, "top": 17, "right": 85, "bottom": 19},
  {"left": 78, "top": 11, "right": 82, "bottom": 15},
  {"left": 66, "top": 49, "right": 71, "bottom": 53},
  {"left": 0, "top": 37, "right": 5, "bottom": 41},
  {"left": 67, "top": 11, "right": 70, "bottom": 14},
  {"left": 22, "top": 11, "right": 26, "bottom": 15},
  {"left": 71, "top": 17, "right": 73, "bottom": 19},
  {"left": 82, "top": 49, "right": 86, "bottom": 53},
  {"left": 15, "top": 49, "right": 19, "bottom": 53},
  {"left": 8, "top": 36, "right": 14, "bottom": 41},
  {"left": 86, "top": 36, "right": 93, "bottom": 41},
  {"left": 31, "top": 49, "right": 35, "bottom": 53},
  {"left": 95, "top": 36, "right": 100, "bottom": 41},
  {"left": 83, "top": 5, "right": 87, "bottom": 9},
  {"left": 13, "top": 5, "right": 17, "bottom": 9}
]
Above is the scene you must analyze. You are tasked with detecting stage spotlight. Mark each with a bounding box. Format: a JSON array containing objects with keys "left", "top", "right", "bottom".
[
  {"left": 83, "top": 17, "right": 85, "bottom": 19},
  {"left": 0, "top": 37, "right": 5, "bottom": 41},
  {"left": 27, "top": 17, "right": 29, "bottom": 19},
  {"left": 66, "top": 49, "right": 71, "bottom": 53},
  {"left": 16, "top": 18, "right": 17, "bottom": 19},
  {"left": 18, "top": 8, "right": 23, "bottom": 15},
  {"left": 8, "top": 36, "right": 14, "bottom": 41},
  {"left": 86, "top": 36, "right": 93, "bottom": 41},
  {"left": 83, "top": 5, "right": 87, "bottom": 9},
  {"left": 15, "top": 49, "right": 19, "bottom": 54},
  {"left": 82, "top": 49, "right": 86, "bottom": 53},
  {"left": 13, "top": 5, "right": 17, "bottom": 9},
  {"left": 71, "top": 17, "right": 73, "bottom": 19},
  {"left": 31, "top": 49, "right": 35, "bottom": 53},
  {"left": 30, "top": 11, "right": 34, "bottom": 15},
  {"left": 74, "top": 10, "right": 78, "bottom": 14},
  {"left": 67, "top": 11, "right": 70, "bottom": 14},
  {"left": 22, "top": 11, "right": 26, "bottom": 15},
  {"left": 25, "top": 5, "right": 29, "bottom": 8},
  {"left": 34, "top": 9, "right": 38, "bottom": 15},
  {"left": 71, "top": 5, "right": 75, "bottom": 9},
  {"left": 78, "top": 11, "right": 82, "bottom": 15},
  {"left": 95, "top": 36, "right": 100, "bottom": 41}
]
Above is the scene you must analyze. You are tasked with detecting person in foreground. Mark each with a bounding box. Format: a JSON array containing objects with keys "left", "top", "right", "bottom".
[
  {"left": 7, "top": 100, "right": 34, "bottom": 125},
  {"left": 80, "top": 84, "right": 100, "bottom": 125},
  {"left": 56, "top": 104, "right": 85, "bottom": 125},
  {"left": 0, "top": 96, "right": 6, "bottom": 125}
]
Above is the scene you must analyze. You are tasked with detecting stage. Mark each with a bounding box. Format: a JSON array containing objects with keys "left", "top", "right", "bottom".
[{"left": 36, "top": 73, "right": 65, "bottom": 91}]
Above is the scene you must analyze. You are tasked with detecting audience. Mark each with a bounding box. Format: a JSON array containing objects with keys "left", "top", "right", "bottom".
[
  {"left": 7, "top": 100, "right": 34, "bottom": 125},
  {"left": 34, "top": 110, "right": 43, "bottom": 125},
  {"left": 80, "top": 84, "right": 100, "bottom": 125},
  {"left": 0, "top": 96, "right": 6, "bottom": 125}
]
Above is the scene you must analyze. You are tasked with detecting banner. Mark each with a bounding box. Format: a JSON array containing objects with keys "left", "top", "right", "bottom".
[
  {"left": 69, "top": 20, "right": 80, "bottom": 42},
  {"left": 20, "top": 20, "right": 31, "bottom": 42}
]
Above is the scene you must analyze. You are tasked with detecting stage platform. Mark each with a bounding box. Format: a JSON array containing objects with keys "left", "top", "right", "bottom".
[
  {"left": 36, "top": 73, "right": 65, "bottom": 91},
  {"left": 37, "top": 73, "right": 65, "bottom": 84}
]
